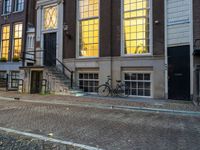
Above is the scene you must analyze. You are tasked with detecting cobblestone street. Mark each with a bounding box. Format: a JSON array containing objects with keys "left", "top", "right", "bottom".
[
  {"left": 0, "top": 98, "right": 200, "bottom": 150},
  {"left": 0, "top": 131, "right": 82, "bottom": 150}
]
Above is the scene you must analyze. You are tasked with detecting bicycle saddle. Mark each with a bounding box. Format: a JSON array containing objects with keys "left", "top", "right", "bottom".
[{"left": 116, "top": 80, "right": 121, "bottom": 83}]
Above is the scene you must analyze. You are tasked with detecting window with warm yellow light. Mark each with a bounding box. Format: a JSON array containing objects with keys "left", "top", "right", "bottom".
[
  {"left": 13, "top": 23, "right": 23, "bottom": 59},
  {"left": 78, "top": 0, "right": 99, "bottom": 57},
  {"left": 44, "top": 6, "right": 58, "bottom": 30},
  {"left": 123, "top": 0, "right": 150, "bottom": 55},
  {"left": 1, "top": 25, "right": 10, "bottom": 60}
]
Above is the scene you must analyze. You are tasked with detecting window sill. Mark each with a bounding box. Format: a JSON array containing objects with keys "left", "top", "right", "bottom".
[
  {"left": 77, "top": 56, "right": 99, "bottom": 59},
  {"left": 13, "top": 10, "right": 24, "bottom": 14},
  {"left": 1, "top": 13, "right": 11, "bottom": 17},
  {"left": 121, "top": 53, "right": 153, "bottom": 57}
]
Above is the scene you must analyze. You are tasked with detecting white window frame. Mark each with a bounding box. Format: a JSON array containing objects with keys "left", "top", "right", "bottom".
[
  {"left": 2, "top": 0, "right": 12, "bottom": 15},
  {"left": 14, "top": 0, "right": 24, "bottom": 12},
  {"left": 76, "top": 0, "right": 100, "bottom": 59},
  {"left": 77, "top": 71, "right": 99, "bottom": 94},
  {"left": 123, "top": 71, "right": 153, "bottom": 98},
  {"left": 12, "top": 22, "right": 23, "bottom": 60},
  {"left": 1, "top": 24, "right": 10, "bottom": 60},
  {"left": 26, "top": 34, "right": 34, "bottom": 49},
  {"left": 121, "top": 0, "right": 153, "bottom": 57},
  {"left": 10, "top": 71, "right": 19, "bottom": 88}
]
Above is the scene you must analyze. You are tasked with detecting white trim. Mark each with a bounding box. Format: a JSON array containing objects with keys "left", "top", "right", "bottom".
[
  {"left": 2, "top": 0, "right": 12, "bottom": 15},
  {"left": 14, "top": 0, "right": 24, "bottom": 12},
  {"left": 36, "top": 2, "right": 63, "bottom": 66},
  {"left": 120, "top": 0, "right": 153, "bottom": 57},
  {"left": 76, "top": 0, "right": 100, "bottom": 59},
  {"left": 164, "top": 0, "right": 193, "bottom": 99},
  {"left": 41, "top": 4, "right": 58, "bottom": 32},
  {"left": 122, "top": 71, "right": 153, "bottom": 98},
  {"left": 77, "top": 71, "right": 99, "bottom": 94}
]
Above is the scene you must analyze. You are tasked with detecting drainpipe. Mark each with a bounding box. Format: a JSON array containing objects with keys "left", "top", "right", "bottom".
[
  {"left": 22, "top": 0, "right": 29, "bottom": 67},
  {"left": 110, "top": 0, "right": 113, "bottom": 88},
  {"left": 164, "top": 0, "right": 168, "bottom": 99}
]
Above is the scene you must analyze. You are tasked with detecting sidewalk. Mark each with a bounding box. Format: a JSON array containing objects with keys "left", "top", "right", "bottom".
[{"left": 0, "top": 91, "right": 200, "bottom": 115}]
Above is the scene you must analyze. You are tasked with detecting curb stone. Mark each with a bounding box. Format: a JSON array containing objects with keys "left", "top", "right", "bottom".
[
  {"left": 0, "top": 127, "right": 103, "bottom": 150},
  {"left": 0, "top": 96, "right": 200, "bottom": 116}
]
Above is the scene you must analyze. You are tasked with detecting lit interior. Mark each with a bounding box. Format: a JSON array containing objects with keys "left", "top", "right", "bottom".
[
  {"left": 124, "top": 0, "right": 149, "bottom": 55},
  {"left": 79, "top": 0, "right": 99, "bottom": 57},
  {"left": 1, "top": 25, "right": 10, "bottom": 60},
  {"left": 13, "top": 23, "right": 23, "bottom": 59}
]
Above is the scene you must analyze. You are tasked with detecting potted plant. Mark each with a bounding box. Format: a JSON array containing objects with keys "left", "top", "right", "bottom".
[
  {"left": 12, "top": 56, "right": 21, "bottom": 62},
  {"left": 0, "top": 57, "right": 7, "bottom": 62}
]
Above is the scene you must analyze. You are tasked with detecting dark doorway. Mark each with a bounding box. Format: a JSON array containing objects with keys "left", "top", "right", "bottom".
[
  {"left": 31, "top": 71, "right": 43, "bottom": 94},
  {"left": 168, "top": 45, "right": 190, "bottom": 100},
  {"left": 43, "top": 32, "right": 57, "bottom": 66}
]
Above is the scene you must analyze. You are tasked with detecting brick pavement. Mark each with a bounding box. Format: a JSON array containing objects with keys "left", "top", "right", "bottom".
[
  {"left": 0, "top": 91, "right": 199, "bottom": 112},
  {"left": 0, "top": 99, "right": 200, "bottom": 150}
]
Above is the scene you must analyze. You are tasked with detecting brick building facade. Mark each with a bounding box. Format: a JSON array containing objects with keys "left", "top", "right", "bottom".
[{"left": 2, "top": 0, "right": 199, "bottom": 102}]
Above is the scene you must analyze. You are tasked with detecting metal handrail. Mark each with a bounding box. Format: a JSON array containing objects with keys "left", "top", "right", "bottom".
[
  {"left": 22, "top": 49, "right": 74, "bottom": 88},
  {"left": 43, "top": 50, "right": 74, "bottom": 88}
]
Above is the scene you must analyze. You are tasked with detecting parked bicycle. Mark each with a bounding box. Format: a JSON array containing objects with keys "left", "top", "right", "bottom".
[{"left": 97, "top": 76, "right": 130, "bottom": 97}]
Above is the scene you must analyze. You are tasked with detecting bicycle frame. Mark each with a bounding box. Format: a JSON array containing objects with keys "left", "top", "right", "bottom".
[{"left": 98, "top": 76, "right": 129, "bottom": 97}]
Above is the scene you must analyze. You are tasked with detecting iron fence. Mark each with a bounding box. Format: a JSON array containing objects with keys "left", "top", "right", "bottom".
[{"left": 0, "top": 74, "right": 23, "bottom": 92}]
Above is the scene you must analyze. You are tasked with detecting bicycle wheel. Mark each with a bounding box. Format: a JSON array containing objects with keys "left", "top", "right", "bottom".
[
  {"left": 98, "top": 85, "right": 110, "bottom": 97},
  {"left": 117, "top": 84, "right": 130, "bottom": 97}
]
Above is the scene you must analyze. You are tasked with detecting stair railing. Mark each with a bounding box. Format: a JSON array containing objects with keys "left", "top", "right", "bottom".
[
  {"left": 43, "top": 49, "right": 74, "bottom": 88},
  {"left": 22, "top": 49, "right": 74, "bottom": 88}
]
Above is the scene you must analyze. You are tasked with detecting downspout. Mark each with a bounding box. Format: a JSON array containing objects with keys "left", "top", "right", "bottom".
[
  {"left": 23, "top": 0, "right": 29, "bottom": 67},
  {"left": 190, "top": 0, "right": 194, "bottom": 100},
  {"left": 110, "top": 0, "right": 113, "bottom": 88},
  {"left": 164, "top": 0, "right": 168, "bottom": 99}
]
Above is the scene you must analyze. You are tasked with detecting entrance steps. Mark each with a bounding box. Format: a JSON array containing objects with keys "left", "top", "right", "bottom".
[{"left": 44, "top": 67, "right": 86, "bottom": 97}]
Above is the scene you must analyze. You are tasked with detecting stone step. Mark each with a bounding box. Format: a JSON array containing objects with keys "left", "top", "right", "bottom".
[{"left": 45, "top": 67, "right": 85, "bottom": 96}]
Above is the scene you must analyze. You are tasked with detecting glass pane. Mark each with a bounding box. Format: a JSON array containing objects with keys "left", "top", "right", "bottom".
[
  {"left": 138, "top": 82, "right": 144, "bottom": 89},
  {"left": 79, "top": 0, "right": 99, "bottom": 19},
  {"left": 145, "top": 89, "right": 150, "bottom": 96},
  {"left": 144, "top": 74, "right": 150, "bottom": 80},
  {"left": 131, "top": 73, "right": 137, "bottom": 80},
  {"left": 144, "top": 82, "right": 150, "bottom": 89},
  {"left": 138, "top": 74, "right": 144, "bottom": 80},
  {"left": 131, "top": 82, "right": 137, "bottom": 88},
  {"left": 44, "top": 6, "right": 58, "bottom": 30},
  {"left": 94, "top": 74, "right": 98, "bottom": 79},
  {"left": 125, "top": 73, "right": 130, "bottom": 80},
  {"left": 79, "top": 73, "right": 83, "bottom": 79},
  {"left": 138, "top": 89, "right": 144, "bottom": 96}
]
